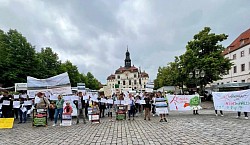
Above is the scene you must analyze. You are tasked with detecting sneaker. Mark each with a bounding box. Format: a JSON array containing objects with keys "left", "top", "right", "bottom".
[
  {"left": 236, "top": 116, "right": 240, "bottom": 119},
  {"left": 18, "top": 122, "right": 22, "bottom": 124},
  {"left": 159, "top": 119, "right": 163, "bottom": 122},
  {"left": 52, "top": 124, "right": 56, "bottom": 127},
  {"left": 164, "top": 118, "right": 167, "bottom": 122},
  {"left": 144, "top": 118, "right": 146, "bottom": 120},
  {"left": 153, "top": 114, "right": 155, "bottom": 117},
  {"left": 245, "top": 117, "right": 248, "bottom": 120},
  {"left": 221, "top": 115, "right": 224, "bottom": 117},
  {"left": 60, "top": 123, "right": 62, "bottom": 126},
  {"left": 215, "top": 114, "right": 218, "bottom": 117},
  {"left": 148, "top": 118, "right": 151, "bottom": 121}
]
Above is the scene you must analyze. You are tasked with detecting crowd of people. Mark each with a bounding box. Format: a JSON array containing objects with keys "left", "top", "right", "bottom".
[{"left": 0, "top": 90, "right": 248, "bottom": 127}]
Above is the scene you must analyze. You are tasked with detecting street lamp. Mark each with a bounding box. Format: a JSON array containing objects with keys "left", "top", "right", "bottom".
[{"left": 189, "top": 69, "right": 205, "bottom": 95}]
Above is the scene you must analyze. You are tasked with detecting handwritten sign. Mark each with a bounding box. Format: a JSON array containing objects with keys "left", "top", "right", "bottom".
[
  {"left": 212, "top": 89, "right": 250, "bottom": 112},
  {"left": 13, "top": 101, "right": 20, "bottom": 108},
  {"left": 3, "top": 100, "right": 10, "bottom": 106},
  {"left": 0, "top": 118, "right": 14, "bottom": 129}
]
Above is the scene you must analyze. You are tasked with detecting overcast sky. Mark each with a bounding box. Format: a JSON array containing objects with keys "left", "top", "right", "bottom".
[{"left": 0, "top": 0, "right": 250, "bottom": 84}]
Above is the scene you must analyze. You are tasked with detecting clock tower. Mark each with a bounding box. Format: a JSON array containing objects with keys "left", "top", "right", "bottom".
[{"left": 124, "top": 47, "right": 131, "bottom": 68}]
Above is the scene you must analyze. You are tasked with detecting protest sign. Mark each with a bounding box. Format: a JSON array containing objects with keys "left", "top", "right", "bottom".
[
  {"left": 27, "top": 72, "right": 72, "bottom": 97},
  {"left": 0, "top": 118, "right": 14, "bottom": 129},
  {"left": 13, "top": 101, "right": 20, "bottom": 108},
  {"left": 14, "top": 95, "right": 19, "bottom": 99},
  {"left": 3, "top": 100, "right": 10, "bottom": 106},
  {"left": 104, "top": 86, "right": 112, "bottom": 97},
  {"left": 155, "top": 98, "right": 168, "bottom": 114},
  {"left": 62, "top": 114, "right": 72, "bottom": 126},
  {"left": 212, "top": 89, "right": 250, "bottom": 112},
  {"left": 107, "top": 99, "right": 113, "bottom": 104},
  {"left": 24, "top": 100, "right": 32, "bottom": 106},
  {"left": 50, "top": 95, "right": 58, "bottom": 100},
  {"left": 140, "top": 100, "right": 146, "bottom": 104},
  {"left": 101, "top": 98, "right": 107, "bottom": 103},
  {"left": 168, "top": 95, "right": 200, "bottom": 111}
]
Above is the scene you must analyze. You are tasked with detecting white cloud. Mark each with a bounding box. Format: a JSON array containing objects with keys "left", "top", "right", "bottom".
[{"left": 0, "top": 0, "right": 250, "bottom": 84}]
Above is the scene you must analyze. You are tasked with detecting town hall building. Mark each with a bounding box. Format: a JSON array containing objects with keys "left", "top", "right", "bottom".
[{"left": 107, "top": 48, "right": 149, "bottom": 92}]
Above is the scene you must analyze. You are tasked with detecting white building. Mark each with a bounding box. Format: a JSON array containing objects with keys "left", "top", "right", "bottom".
[
  {"left": 107, "top": 49, "right": 149, "bottom": 92},
  {"left": 215, "top": 28, "right": 250, "bottom": 85}
]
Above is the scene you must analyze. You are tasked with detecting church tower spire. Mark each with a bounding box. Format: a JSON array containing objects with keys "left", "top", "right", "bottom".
[{"left": 125, "top": 46, "right": 131, "bottom": 68}]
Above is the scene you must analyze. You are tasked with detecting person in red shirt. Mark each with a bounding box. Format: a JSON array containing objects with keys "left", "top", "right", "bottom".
[{"left": 63, "top": 102, "right": 73, "bottom": 115}]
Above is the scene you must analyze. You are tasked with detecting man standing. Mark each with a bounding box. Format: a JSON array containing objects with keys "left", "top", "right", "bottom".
[
  {"left": 74, "top": 92, "right": 86, "bottom": 124},
  {"left": 0, "top": 91, "right": 13, "bottom": 118},
  {"left": 144, "top": 93, "right": 152, "bottom": 121},
  {"left": 155, "top": 91, "right": 167, "bottom": 122}
]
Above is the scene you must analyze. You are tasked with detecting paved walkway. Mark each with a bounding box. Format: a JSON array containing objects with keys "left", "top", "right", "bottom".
[{"left": 0, "top": 102, "right": 249, "bottom": 145}]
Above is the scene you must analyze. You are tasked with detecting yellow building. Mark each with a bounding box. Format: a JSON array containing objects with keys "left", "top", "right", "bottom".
[{"left": 107, "top": 49, "right": 149, "bottom": 92}]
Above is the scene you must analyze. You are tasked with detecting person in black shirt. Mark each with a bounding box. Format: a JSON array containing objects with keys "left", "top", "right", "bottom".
[
  {"left": 0, "top": 92, "right": 13, "bottom": 118},
  {"left": 144, "top": 93, "right": 152, "bottom": 121}
]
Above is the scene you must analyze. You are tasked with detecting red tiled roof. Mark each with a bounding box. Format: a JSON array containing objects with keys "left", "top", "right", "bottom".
[
  {"left": 107, "top": 74, "right": 115, "bottom": 80},
  {"left": 115, "top": 66, "right": 138, "bottom": 74},
  {"left": 223, "top": 28, "right": 250, "bottom": 55},
  {"left": 141, "top": 72, "right": 149, "bottom": 78}
]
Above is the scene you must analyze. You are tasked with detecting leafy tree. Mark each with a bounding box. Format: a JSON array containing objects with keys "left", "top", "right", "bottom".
[
  {"left": 85, "top": 72, "right": 100, "bottom": 90},
  {"left": 180, "top": 27, "right": 232, "bottom": 92},
  {"left": 60, "top": 60, "right": 81, "bottom": 87},
  {"left": 0, "top": 29, "right": 38, "bottom": 87},
  {"left": 36, "top": 47, "right": 61, "bottom": 78}
]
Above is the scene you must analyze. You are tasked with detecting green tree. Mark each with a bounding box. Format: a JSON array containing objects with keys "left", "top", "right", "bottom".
[
  {"left": 85, "top": 72, "right": 100, "bottom": 90},
  {"left": 36, "top": 47, "right": 62, "bottom": 78},
  {"left": 180, "top": 27, "right": 232, "bottom": 92},
  {"left": 0, "top": 29, "right": 39, "bottom": 87},
  {"left": 60, "top": 60, "right": 81, "bottom": 87}
]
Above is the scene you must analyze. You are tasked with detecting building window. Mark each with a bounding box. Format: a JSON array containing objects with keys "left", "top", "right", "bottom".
[
  {"left": 221, "top": 82, "right": 224, "bottom": 84},
  {"left": 233, "top": 54, "right": 236, "bottom": 60},
  {"left": 241, "top": 51, "right": 244, "bottom": 57},
  {"left": 117, "top": 75, "right": 120, "bottom": 79},
  {"left": 134, "top": 80, "right": 137, "bottom": 85},
  {"left": 118, "top": 81, "right": 120, "bottom": 84},
  {"left": 123, "top": 81, "right": 125, "bottom": 85},
  {"left": 139, "top": 79, "right": 141, "bottom": 85},
  {"left": 241, "top": 64, "right": 245, "bottom": 72},
  {"left": 242, "top": 80, "right": 245, "bottom": 83},
  {"left": 134, "top": 74, "right": 137, "bottom": 78},
  {"left": 233, "top": 66, "right": 237, "bottom": 73},
  {"left": 129, "top": 80, "right": 131, "bottom": 85},
  {"left": 134, "top": 87, "right": 136, "bottom": 90},
  {"left": 234, "top": 81, "right": 237, "bottom": 82}
]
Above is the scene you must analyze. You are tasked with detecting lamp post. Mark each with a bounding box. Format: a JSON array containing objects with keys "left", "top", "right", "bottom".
[
  {"left": 189, "top": 69, "right": 205, "bottom": 95},
  {"left": 177, "top": 65, "right": 184, "bottom": 95}
]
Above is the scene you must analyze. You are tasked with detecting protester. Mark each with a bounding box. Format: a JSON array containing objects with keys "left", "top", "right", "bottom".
[
  {"left": 107, "top": 95, "right": 115, "bottom": 122},
  {"left": 152, "top": 93, "right": 156, "bottom": 116},
  {"left": 215, "top": 110, "right": 223, "bottom": 117},
  {"left": 92, "top": 101, "right": 100, "bottom": 122},
  {"left": 18, "top": 98, "right": 27, "bottom": 124},
  {"left": 0, "top": 92, "right": 13, "bottom": 118},
  {"left": 135, "top": 94, "right": 141, "bottom": 114},
  {"left": 128, "top": 94, "right": 136, "bottom": 120},
  {"left": 237, "top": 112, "right": 248, "bottom": 120},
  {"left": 13, "top": 94, "right": 19, "bottom": 119},
  {"left": 73, "top": 92, "right": 86, "bottom": 124},
  {"left": 155, "top": 91, "right": 167, "bottom": 122},
  {"left": 64, "top": 102, "right": 73, "bottom": 115},
  {"left": 99, "top": 95, "right": 106, "bottom": 118},
  {"left": 49, "top": 101, "right": 56, "bottom": 121},
  {"left": 35, "top": 92, "right": 50, "bottom": 109},
  {"left": 144, "top": 93, "right": 152, "bottom": 121},
  {"left": 53, "top": 95, "right": 64, "bottom": 126}
]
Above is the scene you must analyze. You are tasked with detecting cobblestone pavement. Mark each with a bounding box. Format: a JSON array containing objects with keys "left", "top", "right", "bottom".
[{"left": 0, "top": 102, "right": 249, "bottom": 145}]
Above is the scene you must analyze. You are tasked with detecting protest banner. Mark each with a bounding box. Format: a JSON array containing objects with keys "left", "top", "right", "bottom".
[
  {"left": 27, "top": 72, "right": 72, "bottom": 97},
  {"left": 212, "top": 89, "right": 250, "bottom": 112},
  {"left": 0, "top": 118, "right": 14, "bottom": 129},
  {"left": 155, "top": 98, "right": 168, "bottom": 114},
  {"left": 104, "top": 86, "right": 112, "bottom": 97},
  {"left": 32, "top": 109, "right": 47, "bottom": 127},
  {"left": 62, "top": 114, "right": 72, "bottom": 126},
  {"left": 168, "top": 95, "right": 201, "bottom": 111}
]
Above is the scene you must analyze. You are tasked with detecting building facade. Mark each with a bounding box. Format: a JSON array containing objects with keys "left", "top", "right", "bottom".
[
  {"left": 107, "top": 49, "right": 149, "bottom": 92},
  {"left": 214, "top": 28, "right": 250, "bottom": 85}
]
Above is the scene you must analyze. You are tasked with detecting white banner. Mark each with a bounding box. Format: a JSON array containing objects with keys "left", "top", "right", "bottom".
[
  {"left": 212, "top": 89, "right": 250, "bottom": 112},
  {"left": 27, "top": 72, "right": 72, "bottom": 97},
  {"left": 168, "top": 95, "right": 201, "bottom": 111}
]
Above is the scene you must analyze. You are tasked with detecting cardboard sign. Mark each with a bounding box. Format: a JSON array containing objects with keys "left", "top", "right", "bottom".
[{"left": 0, "top": 118, "right": 14, "bottom": 129}]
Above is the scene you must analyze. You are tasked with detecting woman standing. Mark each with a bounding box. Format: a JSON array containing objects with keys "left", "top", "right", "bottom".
[{"left": 53, "top": 95, "right": 64, "bottom": 126}]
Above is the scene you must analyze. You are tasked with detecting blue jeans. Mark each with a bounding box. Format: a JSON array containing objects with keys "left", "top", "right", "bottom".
[
  {"left": 19, "top": 109, "right": 27, "bottom": 123},
  {"left": 54, "top": 108, "right": 63, "bottom": 124}
]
